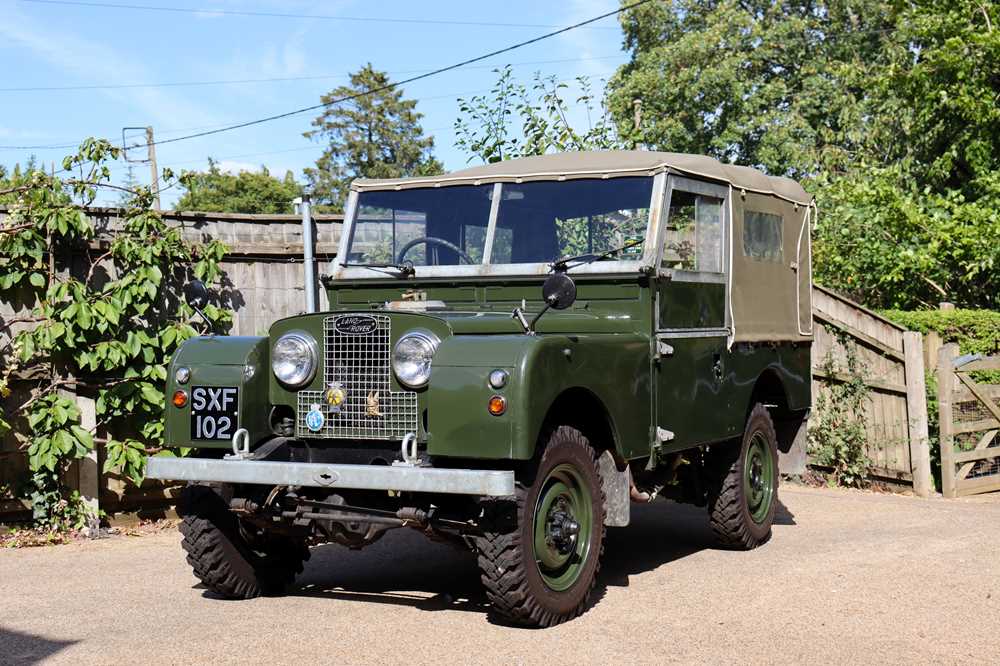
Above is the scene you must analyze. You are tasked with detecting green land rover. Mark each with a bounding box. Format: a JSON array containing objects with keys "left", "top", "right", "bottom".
[{"left": 148, "top": 151, "right": 814, "bottom": 627}]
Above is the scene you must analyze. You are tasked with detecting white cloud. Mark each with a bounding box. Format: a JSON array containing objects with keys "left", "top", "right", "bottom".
[{"left": 0, "top": 6, "right": 220, "bottom": 135}]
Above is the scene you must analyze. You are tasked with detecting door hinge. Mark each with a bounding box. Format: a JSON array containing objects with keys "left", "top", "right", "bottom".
[{"left": 656, "top": 427, "right": 675, "bottom": 443}]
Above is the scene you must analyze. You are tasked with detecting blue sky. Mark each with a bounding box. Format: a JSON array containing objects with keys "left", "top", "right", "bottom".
[{"left": 0, "top": 0, "right": 630, "bottom": 207}]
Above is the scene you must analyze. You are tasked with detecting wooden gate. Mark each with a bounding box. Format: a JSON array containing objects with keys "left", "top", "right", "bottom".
[{"left": 938, "top": 344, "right": 1000, "bottom": 498}]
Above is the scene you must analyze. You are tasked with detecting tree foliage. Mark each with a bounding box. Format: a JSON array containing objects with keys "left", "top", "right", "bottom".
[
  {"left": 1, "top": 139, "right": 230, "bottom": 527},
  {"left": 176, "top": 159, "right": 301, "bottom": 214},
  {"left": 454, "top": 66, "right": 622, "bottom": 164},
  {"left": 304, "top": 64, "right": 442, "bottom": 211},
  {"left": 608, "top": 0, "right": 894, "bottom": 177},
  {"left": 609, "top": 0, "right": 1000, "bottom": 310}
]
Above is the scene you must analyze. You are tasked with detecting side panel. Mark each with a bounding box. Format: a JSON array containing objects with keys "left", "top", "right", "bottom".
[
  {"left": 427, "top": 334, "right": 652, "bottom": 461},
  {"left": 165, "top": 336, "right": 270, "bottom": 450},
  {"left": 656, "top": 340, "right": 812, "bottom": 453}
]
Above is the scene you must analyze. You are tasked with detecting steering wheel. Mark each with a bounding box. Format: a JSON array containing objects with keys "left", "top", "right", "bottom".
[{"left": 396, "top": 236, "right": 476, "bottom": 265}]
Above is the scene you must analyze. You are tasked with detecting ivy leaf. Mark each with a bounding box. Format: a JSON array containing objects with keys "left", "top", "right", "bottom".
[{"left": 29, "top": 272, "right": 45, "bottom": 288}]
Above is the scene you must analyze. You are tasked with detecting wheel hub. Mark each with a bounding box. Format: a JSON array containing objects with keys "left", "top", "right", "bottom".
[{"left": 545, "top": 498, "right": 580, "bottom": 555}]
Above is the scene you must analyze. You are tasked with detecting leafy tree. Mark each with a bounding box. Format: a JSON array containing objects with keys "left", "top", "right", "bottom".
[
  {"left": 304, "top": 64, "right": 442, "bottom": 211},
  {"left": 609, "top": 0, "right": 999, "bottom": 310},
  {"left": 608, "top": 0, "right": 895, "bottom": 178},
  {"left": 811, "top": 0, "right": 1000, "bottom": 308},
  {"left": 176, "top": 158, "right": 301, "bottom": 214},
  {"left": 454, "top": 65, "right": 623, "bottom": 164},
  {"left": 1, "top": 139, "right": 230, "bottom": 528}
]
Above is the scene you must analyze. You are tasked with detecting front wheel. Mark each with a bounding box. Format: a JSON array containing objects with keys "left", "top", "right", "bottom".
[
  {"left": 476, "top": 426, "right": 606, "bottom": 627},
  {"left": 707, "top": 403, "right": 779, "bottom": 549},
  {"left": 178, "top": 485, "right": 309, "bottom": 599}
]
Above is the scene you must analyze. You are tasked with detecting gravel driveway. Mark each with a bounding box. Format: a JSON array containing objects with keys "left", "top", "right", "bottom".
[{"left": 2, "top": 484, "right": 999, "bottom": 665}]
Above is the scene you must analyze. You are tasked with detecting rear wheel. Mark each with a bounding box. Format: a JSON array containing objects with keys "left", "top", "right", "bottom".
[
  {"left": 178, "top": 485, "right": 308, "bottom": 599},
  {"left": 707, "top": 403, "right": 778, "bottom": 549},
  {"left": 476, "top": 426, "right": 605, "bottom": 627}
]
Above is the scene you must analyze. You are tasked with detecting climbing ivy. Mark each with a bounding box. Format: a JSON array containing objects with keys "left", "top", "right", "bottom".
[
  {"left": 0, "top": 139, "right": 230, "bottom": 527},
  {"left": 808, "top": 333, "right": 873, "bottom": 488}
]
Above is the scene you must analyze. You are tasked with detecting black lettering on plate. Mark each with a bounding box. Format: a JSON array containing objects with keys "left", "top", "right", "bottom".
[{"left": 335, "top": 315, "right": 378, "bottom": 335}]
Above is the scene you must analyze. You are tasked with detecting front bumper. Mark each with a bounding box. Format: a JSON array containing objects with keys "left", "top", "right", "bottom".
[{"left": 145, "top": 456, "right": 515, "bottom": 497}]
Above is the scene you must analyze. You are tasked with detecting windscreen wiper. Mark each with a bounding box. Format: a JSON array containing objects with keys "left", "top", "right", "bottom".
[
  {"left": 341, "top": 261, "right": 415, "bottom": 277},
  {"left": 551, "top": 238, "right": 644, "bottom": 272}
]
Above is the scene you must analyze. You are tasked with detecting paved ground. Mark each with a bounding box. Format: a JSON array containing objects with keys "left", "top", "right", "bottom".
[{"left": 2, "top": 485, "right": 999, "bottom": 665}]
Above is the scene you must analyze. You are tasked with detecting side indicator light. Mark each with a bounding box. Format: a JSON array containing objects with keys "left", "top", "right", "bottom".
[
  {"left": 488, "top": 395, "right": 507, "bottom": 416},
  {"left": 172, "top": 390, "right": 188, "bottom": 408}
]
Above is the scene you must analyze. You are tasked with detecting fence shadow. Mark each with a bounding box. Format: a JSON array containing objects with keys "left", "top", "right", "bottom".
[
  {"left": 238, "top": 497, "right": 797, "bottom": 620},
  {"left": 0, "top": 627, "right": 78, "bottom": 665}
]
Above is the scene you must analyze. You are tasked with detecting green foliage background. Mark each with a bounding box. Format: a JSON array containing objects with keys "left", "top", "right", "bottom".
[
  {"left": 1, "top": 140, "right": 231, "bottom": 528},
  {"left": 176, "top": 158, "right": 301, "bottom": 214}
]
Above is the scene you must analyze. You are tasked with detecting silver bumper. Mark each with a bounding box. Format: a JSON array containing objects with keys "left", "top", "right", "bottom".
[{"left": 145, "top": 456, "right": 515, "bottom": 497}]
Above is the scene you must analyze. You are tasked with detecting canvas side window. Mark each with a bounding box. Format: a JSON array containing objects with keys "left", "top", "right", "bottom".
[
  {"left": 662, "top": 191, "right": 723, "bottom": 273},
  {"left": 743, "top": 211, "right": 783, "bottom": 262}
]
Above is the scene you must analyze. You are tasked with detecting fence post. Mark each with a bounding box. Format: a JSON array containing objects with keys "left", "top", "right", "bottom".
[
  {"left": 937, "top": 343, "right": 959, "bottom": 498},
  {"left": 903, "top": 332, "right": 932, "bottom": 497},
  {"left": 76, "top": 394, "right": 100, "bottom": 518}
]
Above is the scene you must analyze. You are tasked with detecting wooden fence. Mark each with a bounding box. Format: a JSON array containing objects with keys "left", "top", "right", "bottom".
[
  {"left": 2, "top": 209, "right": 941, "bottom": 520},
  {"left": 937, "top": 345, "right": 1000, "bottom": 498},
  {"left": 810, "top": 285, "right": 932, "bottom": 496}
]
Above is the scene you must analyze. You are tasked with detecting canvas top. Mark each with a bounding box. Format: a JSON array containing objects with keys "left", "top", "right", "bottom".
[{"left": 351, "top": 150, "right": 812, "bottom": 205}]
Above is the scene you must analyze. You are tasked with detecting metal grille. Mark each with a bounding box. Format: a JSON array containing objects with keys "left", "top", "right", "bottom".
[{"left": 296, "top": 314, "right": 418, "bottom": 440}]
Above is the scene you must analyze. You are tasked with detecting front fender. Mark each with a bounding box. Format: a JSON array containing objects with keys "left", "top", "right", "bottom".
[
  {"left": 427, "top": 333, "right": 650, "bottom": 461},
  {"left": 165, "top": 336, "right": 270, "bottom": 450}
]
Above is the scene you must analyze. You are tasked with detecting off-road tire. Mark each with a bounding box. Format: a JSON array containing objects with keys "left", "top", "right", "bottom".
[
  {"left": 707, "top": 403, "right": 779, "bottom": 549},
  {"left": 475, "top": 426, "right": 606, "bottom": 627},
  {"left": 178, "top": 485, "right": 309, "bottom": 599}
]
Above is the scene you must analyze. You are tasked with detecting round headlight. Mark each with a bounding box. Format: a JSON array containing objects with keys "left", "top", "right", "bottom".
[
  {"left": 392, "top": 331, "right": 440, "bottom": 388},
  {"left": 175, "top": 366, "right": 190, "bottom": 385},
  {"left": 271, "top": 332, "right": 317, "bottom": 387}
]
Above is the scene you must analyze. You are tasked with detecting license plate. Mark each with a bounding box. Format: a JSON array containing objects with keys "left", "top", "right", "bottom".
[{"left": 190, "top": 386, "right": 239, "bottom": 441}]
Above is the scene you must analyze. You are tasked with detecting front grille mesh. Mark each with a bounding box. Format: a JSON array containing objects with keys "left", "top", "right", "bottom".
[{"left": 296, "top": 314, "right": 418, "bottom": 440}]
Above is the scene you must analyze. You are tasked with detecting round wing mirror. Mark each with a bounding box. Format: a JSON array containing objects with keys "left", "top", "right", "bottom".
[
  {"left": 184, "top": 279, "right": 209, "bottom": 310},
  {"left": 542, "top": 272, "right": 577, "bottom": 310}
]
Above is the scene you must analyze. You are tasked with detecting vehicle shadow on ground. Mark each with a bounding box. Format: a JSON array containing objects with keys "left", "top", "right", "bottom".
[
  {"left": 0, "top": 627, "right": 78, "bottom": 665},
  {"left": 273, "top": 497, "right": 796, "bottom": 621}
]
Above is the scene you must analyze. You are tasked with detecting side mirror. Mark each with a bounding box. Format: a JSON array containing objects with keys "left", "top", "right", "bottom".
[
  {"left": 185, "top": 279, "right": 208, "bottom": 310},
  {"left": 542, "top": 272, "right": 577, "bottom": 310}
]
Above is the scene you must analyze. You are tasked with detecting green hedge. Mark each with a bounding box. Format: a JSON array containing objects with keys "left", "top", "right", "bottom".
[{"left": 881, "top": 309, "right": 1000, "bottom": 356}]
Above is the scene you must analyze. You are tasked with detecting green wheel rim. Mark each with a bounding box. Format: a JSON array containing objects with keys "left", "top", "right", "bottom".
[
  {"left": 744, "top": 431, "right": 775, "bottom": 524},
  {"left": 532, "top": 463, "right": 594, "bottom": 592}
]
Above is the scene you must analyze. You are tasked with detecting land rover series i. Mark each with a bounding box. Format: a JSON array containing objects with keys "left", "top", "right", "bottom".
[{"left": 148, "top": 151, "right": 814, "bottom": 627}]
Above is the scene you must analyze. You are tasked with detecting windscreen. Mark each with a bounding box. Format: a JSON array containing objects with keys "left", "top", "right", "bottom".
[
  {"left": 345, "top": 177, "right": 652, "bottom": 269},
  {"left": 346, "top": 185, "right": 493, "bottom": 266},
  {"left": 491, "top": 177, "right": 652, "bottom": 264}
]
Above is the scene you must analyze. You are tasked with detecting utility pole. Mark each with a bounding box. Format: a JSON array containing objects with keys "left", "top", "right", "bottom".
[{"left": 145, "top": 126, "right": 161, "bottom": 210}]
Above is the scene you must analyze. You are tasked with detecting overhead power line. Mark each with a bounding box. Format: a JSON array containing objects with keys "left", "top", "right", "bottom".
[
  {"left": 3, "top": 1, "right": 651, "bottom": 161},
  {"left": 20, "top": 0, "right": 620, "bottom": 30},
  {"left": 0, "top": 55, "right": 622, "bottom": 93},
  {"left": 146, "top": 0, "right": 653, "bottom": 150}
]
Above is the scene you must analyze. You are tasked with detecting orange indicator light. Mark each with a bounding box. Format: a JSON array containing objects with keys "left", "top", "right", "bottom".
[
  {"left": 172, "top": 390, "right": 188, "bottom": 408},
  {"left": 488, "top": 395, "right": 507, "bottom": 416}
]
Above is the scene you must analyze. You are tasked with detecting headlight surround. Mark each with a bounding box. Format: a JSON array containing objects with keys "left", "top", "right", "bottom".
[
  {"left": 392, "top": 330, "right": 440, "bottom": 388},
  {"left": 271, "top": 331, "right": 318, "bottom": 387}
]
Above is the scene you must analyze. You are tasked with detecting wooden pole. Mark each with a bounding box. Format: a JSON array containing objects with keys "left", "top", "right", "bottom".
[
  {"left": 937, "top": 343, "right": 959, "bottom": 498},
  {"left": 145, "top": 126, "right": 161, "bottom": 211},
  {"left": 903, "top": 331, "right": 932, "bottom": 497}
]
